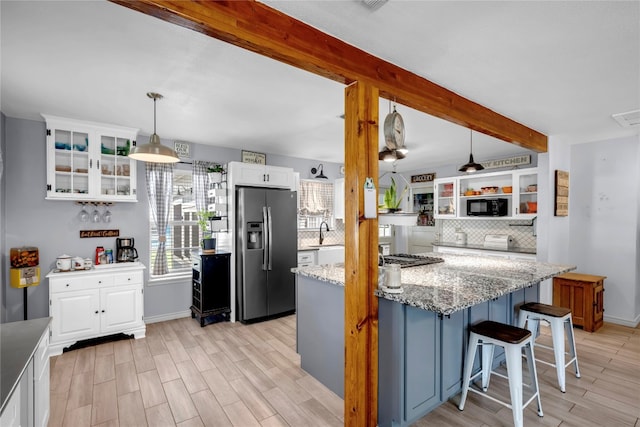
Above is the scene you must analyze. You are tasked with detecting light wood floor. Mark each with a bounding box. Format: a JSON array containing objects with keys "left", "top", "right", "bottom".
[{"left": 49, "top": 317, "right": 639, "bottom": 426}]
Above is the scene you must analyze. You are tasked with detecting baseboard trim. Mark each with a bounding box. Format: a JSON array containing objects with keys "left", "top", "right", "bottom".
[
  {"left": 144, "top": 310, "right": 192, "bottom": 324},
  {"left": 603, "top": 314, "right": 640, "bottom": 328}
]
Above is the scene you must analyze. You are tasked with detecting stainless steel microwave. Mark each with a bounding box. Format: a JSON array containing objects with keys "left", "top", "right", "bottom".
[{"left": 467, "top": 198, "right": 509, "bottom": 216}]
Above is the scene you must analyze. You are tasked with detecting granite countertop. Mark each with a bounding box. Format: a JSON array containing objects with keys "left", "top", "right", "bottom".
[
  {"left": 433, "top": 242, "right": 537, "bottom": 255},
  {"left": 294, "top": 253, "right": 575, "bottom": 315},
  {"left": 1, "top": 317, "right": 51, "bottom": 413}
]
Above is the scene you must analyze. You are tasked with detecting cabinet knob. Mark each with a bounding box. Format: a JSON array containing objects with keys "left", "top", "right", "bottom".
[
  {"left": 66, "top": 284, "right": 70, "bottom": 287},
  {"left": 101, "top": 310, "right": 105, "bottom": 313},
  {"left": 95, "top": 310, "right": 99, "bottom": 314},
  {"left": 98, "top": 280, "right": 102, "bottom": 284},
  {"left": 128, "top": 277, "right": 131, "bottom": 281}
]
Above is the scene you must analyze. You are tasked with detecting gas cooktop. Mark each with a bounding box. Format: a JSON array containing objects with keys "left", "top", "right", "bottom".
[{"left": 380, "top": 254, "right": 444, "bottom": 268}]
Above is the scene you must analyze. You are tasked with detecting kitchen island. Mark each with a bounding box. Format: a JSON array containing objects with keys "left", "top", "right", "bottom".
[{"left": 294, "top": 253, "right": 575, "bottom": 427}]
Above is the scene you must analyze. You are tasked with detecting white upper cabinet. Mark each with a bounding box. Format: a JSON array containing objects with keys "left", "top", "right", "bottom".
[
  {"left": 434, "top": 168, "right": 538, "bottom": 219},
  {"left": 228, "top": 161, "right": 294, "bottom": 189},
  {"left": 43, "top": 115, "right": 138, "bottom": 202},
  {"left": 433, "top": 178, "right": 457, "bottom": 218}
]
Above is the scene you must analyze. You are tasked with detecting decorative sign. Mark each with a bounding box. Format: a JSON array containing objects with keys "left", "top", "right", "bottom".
[
  {"left": 174, "top": 141, "right": 190, "bottom": 159},
  {"left": 242, "top": 150, "right": 266, "bottom": 165},
  {"left": 480, "top": 155, "right": 531, "bottom": 170},
  {"left": 411, "top": 173, "right": 436, "bottom": 183},
  {"left": 555, "top": 170, "right": 569, "bottom": 216},
  {"left": 80, "top": 229, "right": 120, "bottom": 238}
]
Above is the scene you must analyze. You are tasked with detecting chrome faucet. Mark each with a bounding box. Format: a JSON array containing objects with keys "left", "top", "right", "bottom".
[{"left": 319, "top": 221, "right": 330, "bottom": 245}]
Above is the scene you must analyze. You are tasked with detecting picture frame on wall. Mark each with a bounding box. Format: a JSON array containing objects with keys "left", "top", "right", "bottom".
[
  {"left": 555, "top": 170, "right": 569, "bottom": 216},
  {"left": 242, "top": 150, "right": 266, "bottom": 165}
]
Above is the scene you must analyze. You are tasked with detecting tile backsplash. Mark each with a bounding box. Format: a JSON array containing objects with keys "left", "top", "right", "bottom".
[
  {"left": 438, "top": 218, "right": 537, "bottom": 249},
  {"left": 298, "top": 220, "right": 345, "bottom": 247}
]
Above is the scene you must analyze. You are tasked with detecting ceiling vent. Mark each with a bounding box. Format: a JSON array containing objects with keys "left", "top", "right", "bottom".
[
  {"left": 612, "top": 109, "right": 640, "bottom": 128},
  {"left": 362, "top": 0, "right": 389, "bottom": 11}
]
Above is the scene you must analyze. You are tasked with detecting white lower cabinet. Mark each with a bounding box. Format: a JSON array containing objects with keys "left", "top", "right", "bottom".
[
  {"left": 0, "top": 379, "right": 21, "bottom": 427},
  {"left": 33, "top": 328, "right": 50, "bottom": 427},
  {"left": 47, "top": 263, "right": 145, "bottom": 355},
  {"left": 297, "top": 250, "right": 317, "bottom": 267},
  {"left": 433, "top": 245, "right": 536, "bottom": 260}
]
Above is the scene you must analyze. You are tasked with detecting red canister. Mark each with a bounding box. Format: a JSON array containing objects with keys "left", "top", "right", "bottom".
[{"left": 95, "top": 246, "right": 104, "bottom": 265}]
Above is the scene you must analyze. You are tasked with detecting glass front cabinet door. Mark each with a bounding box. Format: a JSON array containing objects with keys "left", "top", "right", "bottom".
[
  {"left": 44, "top": 115, "right": 138, "bottom": 202},
  {"left": 433, "top": 178, "right": 457, "bottom": 218},
  {"left": 513, "top": 168, "right": 538, "bottom": 218}
]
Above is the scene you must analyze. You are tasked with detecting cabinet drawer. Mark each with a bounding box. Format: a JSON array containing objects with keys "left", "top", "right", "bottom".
[
  {"left": 297, "top": 252, "right": 316, "bottom": 264},
  {"left": 50, "top": 275, "right": 113, "bottom": 293},
  {"left": 114, "top": 271, "right": 143, "bottom": 286}
]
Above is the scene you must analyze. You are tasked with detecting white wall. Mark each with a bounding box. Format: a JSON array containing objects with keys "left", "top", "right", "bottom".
[
  {"left": 569, "top": 136, "right": 639, "bottom": 326},
  {"left": 542, "top": 135, "right": 640, "bottom": 326}
]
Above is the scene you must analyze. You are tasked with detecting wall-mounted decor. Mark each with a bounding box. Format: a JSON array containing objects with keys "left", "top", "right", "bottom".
[
  {"left": 411, "top": 173, "right": 436, "bottom": 183},
  {"left": 174, "top": 141, "right": 191, "bottom": 159},
  {"left": 80, "top": 230, "right": 120, "bottom": 238},
  {"left": 480, "top": 155, "right": 531, "bottom": 170},
  {"left": 555, "top": 170, "right": 569, "bottom": 216},
  {"left": 242, "top": 150, "right": 266, "bottom": 165}
]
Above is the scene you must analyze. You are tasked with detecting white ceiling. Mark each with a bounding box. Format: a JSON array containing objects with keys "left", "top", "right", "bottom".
[{"left": 1, "top": 1, "right": 638, "bottom": 173}]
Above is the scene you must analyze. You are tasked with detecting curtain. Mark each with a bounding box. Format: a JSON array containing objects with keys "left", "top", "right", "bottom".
[
  {"left": 299, "top": 180, "right": 334, "bottom": 216},
  {"left": 193, "top": 160, "right": 216, "bottom": 214},
  {"left": 146, "top": 162, "right": 174, "bottom": 275}
]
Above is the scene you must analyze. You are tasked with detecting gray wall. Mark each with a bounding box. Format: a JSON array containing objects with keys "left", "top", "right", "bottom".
[
  {"left": 1, "top": 116, "right": 342, "bottom": 323},
  {"left": 1, "top": 113, "right": 6, "bottom": 323}
]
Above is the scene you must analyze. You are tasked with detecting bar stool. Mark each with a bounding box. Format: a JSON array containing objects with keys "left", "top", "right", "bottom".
[
  {"left": 518, "top": 302, "right": 581, "bottom": 393},
  {"left": 459, "top": 320, "right": 543, "bottom": 427}
]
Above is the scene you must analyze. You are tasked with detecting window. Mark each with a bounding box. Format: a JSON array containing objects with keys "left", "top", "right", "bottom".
[{"left": 149, "top": 168, "right": 199, "bottom": 280}]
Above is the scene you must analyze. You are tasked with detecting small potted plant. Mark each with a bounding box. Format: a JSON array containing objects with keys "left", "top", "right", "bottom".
[
  {"left": 197, "top": 209, "right": 216, "bottom": 251},
  {"left": 207, "top": 164, "right": 224, "bottom": 184},
  {"left": 380, "top": 177, "right": 408, "bottom": 212}
]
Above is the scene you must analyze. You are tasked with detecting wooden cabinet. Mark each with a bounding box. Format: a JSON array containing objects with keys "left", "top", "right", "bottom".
[
  {"left": 191, "top": 252, "right": 231, "bottom": 326},
  {"left": 553, "top": 273, "right": 605, "bottom": 332},
  {"left": 47, "top": 263, "right": 145, "bottom": 355},
  {"left": 228, "top": 161, "right": 294, "bottom": 189},
  {"left": 43, "top": 114, "right": 138, "bottom": 202}
]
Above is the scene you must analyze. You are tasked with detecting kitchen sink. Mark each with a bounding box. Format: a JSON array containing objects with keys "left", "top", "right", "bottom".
[{"left": 304, "top": 244, "right": 344, "bottom": 249}]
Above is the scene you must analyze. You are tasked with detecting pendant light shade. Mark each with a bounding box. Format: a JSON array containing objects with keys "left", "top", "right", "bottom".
[
  {"left": 128, "top": 92, "right": 180, "bottom": 163},
  {"left": 458, "top": 130, "right": 484, "bottom": 173},
  {"left": 378, "top": 147, "right": 406, "bottom": 162}
]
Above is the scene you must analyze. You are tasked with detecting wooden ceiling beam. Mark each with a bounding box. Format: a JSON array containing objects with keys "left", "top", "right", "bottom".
[{"left": 109, "top": 0, "right": 547, "bottom": 152}]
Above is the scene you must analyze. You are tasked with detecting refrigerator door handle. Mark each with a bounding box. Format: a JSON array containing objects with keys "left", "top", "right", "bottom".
[
  {"left": 262, "top": 206, "right": 268, "bottom": 271},
  {"left": 267, "top": 206, "right": 273, "bottom": 270}
]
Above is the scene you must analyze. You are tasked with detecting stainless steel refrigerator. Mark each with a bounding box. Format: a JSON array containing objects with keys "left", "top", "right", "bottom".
[{"left": 236, "top": 187, "right": 297, "bottom": 323}]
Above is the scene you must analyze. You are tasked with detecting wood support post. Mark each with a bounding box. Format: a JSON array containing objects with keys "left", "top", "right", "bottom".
[{"left": 344, "top": 81, "right": 379, "bottom": 427}]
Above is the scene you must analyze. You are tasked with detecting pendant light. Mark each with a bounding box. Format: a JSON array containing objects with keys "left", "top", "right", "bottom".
[
  {"left": 128, "top": 92, "right": 180, "bottom": 163},
  {"left": 458, "top": 129, "right": 484, "bottom": 173}
]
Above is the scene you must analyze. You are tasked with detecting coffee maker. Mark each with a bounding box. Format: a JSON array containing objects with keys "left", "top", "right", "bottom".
[{"left": 116, "top": 237, "right": 138, "bottom": 262}]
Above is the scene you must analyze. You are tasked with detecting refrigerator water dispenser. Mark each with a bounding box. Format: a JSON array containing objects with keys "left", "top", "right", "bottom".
[{"left": 247, "top": 222, "right": 263, "bottom": 250}]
